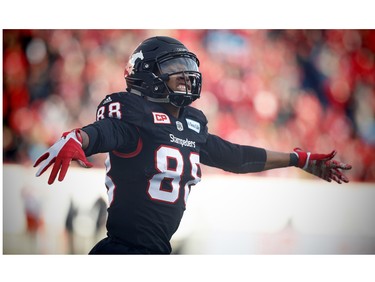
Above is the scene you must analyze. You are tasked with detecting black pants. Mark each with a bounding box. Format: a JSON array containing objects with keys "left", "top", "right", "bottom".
[{"left": 89, "top": 237, "right": 154, "bottom": 254}]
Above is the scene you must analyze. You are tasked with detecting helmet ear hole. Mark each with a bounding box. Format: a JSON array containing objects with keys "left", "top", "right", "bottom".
[
  {"left": 152, "top": 78, "right": 168, "bottom": 94},
  {"left": 142, "top": 62, "right": 151, "bottom": 70}
]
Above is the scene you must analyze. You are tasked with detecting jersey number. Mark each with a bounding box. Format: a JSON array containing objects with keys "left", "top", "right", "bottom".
[
  {"left": 147, "top": 146, "right": 200, "bottom": 204},
  {"left": 97, "top": 102, "right": 122, "bottom": 120}
]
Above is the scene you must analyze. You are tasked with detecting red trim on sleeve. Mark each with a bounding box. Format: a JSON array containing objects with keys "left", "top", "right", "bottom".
[{"left": 112, "top": 137, "right": 143, "bottom": 158}]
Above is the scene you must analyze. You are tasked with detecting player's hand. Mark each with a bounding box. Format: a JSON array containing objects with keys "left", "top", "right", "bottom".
[
  {"left": 33, "top": 129, "right": 93, "bottom": 185},
  {"left": 293, "top": 148, "right": 352, "bottom": 184}
]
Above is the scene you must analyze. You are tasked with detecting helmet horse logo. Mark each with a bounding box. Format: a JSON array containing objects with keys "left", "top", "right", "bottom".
[{"left": 124, "top": 50, "right": 144, "bottom": 76}]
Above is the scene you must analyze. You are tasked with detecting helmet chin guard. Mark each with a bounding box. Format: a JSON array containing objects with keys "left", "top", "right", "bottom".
[{"left": 125, "top": 36, "right": 202, "bottom": 107}]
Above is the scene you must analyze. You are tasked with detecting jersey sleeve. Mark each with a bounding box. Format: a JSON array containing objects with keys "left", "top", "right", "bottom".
[
  {"left": 82, "top": 92, "right": 140, "bottom": 156},
  {"left": 200, "top": 134, "right": 267, "bottom": 173}
]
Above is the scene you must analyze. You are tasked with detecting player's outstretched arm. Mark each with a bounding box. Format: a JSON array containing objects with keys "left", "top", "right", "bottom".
[
  {"left": 33, "top": 129, "right": 93, "bottom": 185},
  {"left": 292, "top": 148, "right": 352, "bottom": 184},
  {"left": 264, "top": 148, "right": 352, "bottom": 184}
]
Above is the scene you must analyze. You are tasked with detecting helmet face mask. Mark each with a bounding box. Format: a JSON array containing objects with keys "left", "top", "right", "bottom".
[{"left": 125, "top": 36, "right": 202, "bottom": 107}]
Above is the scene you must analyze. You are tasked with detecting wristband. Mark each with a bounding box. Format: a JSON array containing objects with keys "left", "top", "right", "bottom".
[{"left": 289, "top": 152, "right": 299, "bottom": 167}]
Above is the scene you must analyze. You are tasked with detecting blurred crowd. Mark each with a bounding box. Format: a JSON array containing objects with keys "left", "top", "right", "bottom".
[{"left": 3, "top": 29, "right": 375, "bottom": 182}]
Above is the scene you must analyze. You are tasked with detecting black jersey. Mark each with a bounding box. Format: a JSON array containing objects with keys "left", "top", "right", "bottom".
[
  {"left": 82, "top": 91, "right": 267, "bottom": 254},
  {"left": 86, "top": 92, "right": 208, "bottom": 253}
]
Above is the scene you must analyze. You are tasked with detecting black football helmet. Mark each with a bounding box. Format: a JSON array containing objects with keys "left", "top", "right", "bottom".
[{"left": 124, "top": 36, "right": 202, "bottom": 107}]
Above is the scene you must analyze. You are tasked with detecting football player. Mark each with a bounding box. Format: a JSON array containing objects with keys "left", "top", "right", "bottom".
[{"left": 33, "top": 36, "right": 352, "bottom": 254}]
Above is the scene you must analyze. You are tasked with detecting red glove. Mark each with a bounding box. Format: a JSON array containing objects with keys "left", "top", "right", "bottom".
[
  {"left": 293, "top": 148, "right": 352, "bottom": 184},
  {"left": 33, "top": 129, "right": 93, "bottom": 185}
]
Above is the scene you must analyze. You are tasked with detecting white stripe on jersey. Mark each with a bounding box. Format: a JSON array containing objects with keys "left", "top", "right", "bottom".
[{"left": 105, "top": 154, "right": 115, "bottom": 205}]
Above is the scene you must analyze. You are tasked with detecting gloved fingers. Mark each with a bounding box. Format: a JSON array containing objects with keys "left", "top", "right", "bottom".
[
  {"left": 329, "top": 172, "right": 342, "bottom": 184},
  {"left": 327, "top": 160, "right": 352, "bottom": 170},
  {"left": 331, "top": 168, "right": 350, "bottom": 183},
  {"left": 58, "top": 159, "right": 71, "bottom": 182},
  {"left": 33, "top": 152, "right": 49, "bottom": 168},
  {"left": 325, "top": 168, "right": 349, "bottom": 184},
  {"left": 311, "top": 150, "right": 336, "bottom": 161},
  {"left": 48, "top": 158, "right": 62, "bottom": 185},
  {"left": 35, "top": 154, "right": 55, "bottom": 177}
]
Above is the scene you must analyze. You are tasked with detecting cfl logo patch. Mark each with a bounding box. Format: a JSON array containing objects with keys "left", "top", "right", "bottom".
[{"left": 152, "top": 112, "right": 171, "bottom": 124}]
